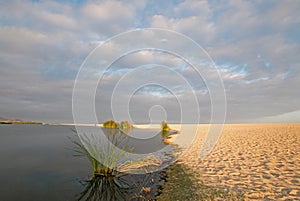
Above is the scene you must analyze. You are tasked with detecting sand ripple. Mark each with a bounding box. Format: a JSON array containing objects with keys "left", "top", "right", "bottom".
[{"left": 178, "top": 124, "right": 300, "bottom": 200}]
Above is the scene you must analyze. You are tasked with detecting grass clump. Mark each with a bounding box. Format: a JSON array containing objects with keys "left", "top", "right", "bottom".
[
  {"left": 157, "top": 163, "right": 245, "bottom": 201},
  {"left": 119, "top": 120, "right": 133, "bottom": 131},
  {"left": 161, "top": 120, "right": 171, "bottom": 132},
  {"left": 102, "top": 120, "right": 119, "bottom": 129},
  {"left": 102, "top": 120, "right": 133, "bottom": 134},
  {"left": 71, "top": 130, "right": 131, "bottom": 176},
  {"left": 71, "top": 128, "right": 163, "bottom": 177}
]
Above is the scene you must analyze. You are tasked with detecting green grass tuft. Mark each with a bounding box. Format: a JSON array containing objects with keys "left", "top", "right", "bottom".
[
  {"left": 71, "top": 130, "right": 132, "bottom": 176},
  {"left": 102, "top": 120, "right": 120, "bottom": 129},
  {"left": 161, "top": 120, "right": 171, "bottom": 132}
]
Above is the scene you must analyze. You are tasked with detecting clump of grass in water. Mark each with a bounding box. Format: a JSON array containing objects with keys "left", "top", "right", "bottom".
[
  {"left": 71, "top": 129, "right": 163, "bottom": 176},
  {"left": 71, "top": 129, "right": 132, "bottom": 176}
]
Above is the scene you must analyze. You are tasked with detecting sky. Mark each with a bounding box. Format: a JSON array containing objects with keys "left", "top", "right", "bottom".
[{"left": 0, "top": 0, "right": 300, "bottom": 124}]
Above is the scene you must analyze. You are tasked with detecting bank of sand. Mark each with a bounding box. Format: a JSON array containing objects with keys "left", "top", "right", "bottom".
[{"left": 173, "top": 124, "right": 300, "bottom": 200}]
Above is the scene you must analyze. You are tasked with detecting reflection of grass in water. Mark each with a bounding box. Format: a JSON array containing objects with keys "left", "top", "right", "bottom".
[
  {"left": 77, "top": 175, "right": 129, "bottom": 201},
  {"left": 77, "top": 173, "right": 163, "bottom": 201},
  {"left": 157, "top": 163, "right": 245, "bottom": 201},
  {"left": 71, "top": 129, "right": 132, "bottom": 176}
]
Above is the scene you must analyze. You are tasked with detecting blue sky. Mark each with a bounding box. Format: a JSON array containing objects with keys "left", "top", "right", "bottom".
[{"left": 0, "top": 0, "right": 300, "bottom": 123}]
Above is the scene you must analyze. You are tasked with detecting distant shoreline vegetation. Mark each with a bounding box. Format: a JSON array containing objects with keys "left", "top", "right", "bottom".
[
  {"left": 102, "top": 120, "right": 176, "bottom": 133},
  {"left": 0, "top": 120, "right": 43, "bottom": 125},
  {"left": 102, "top": 120, "right": 133, "bottom": 130}
]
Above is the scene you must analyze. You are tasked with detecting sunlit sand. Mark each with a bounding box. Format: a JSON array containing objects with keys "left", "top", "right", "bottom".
[{"left": 175, "top": 123, "right": 300, "bottom": 200}]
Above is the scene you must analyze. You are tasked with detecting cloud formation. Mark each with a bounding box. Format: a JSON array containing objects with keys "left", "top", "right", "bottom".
[{"left": 0, "top": 0, "right": 299, "bottom": 123}]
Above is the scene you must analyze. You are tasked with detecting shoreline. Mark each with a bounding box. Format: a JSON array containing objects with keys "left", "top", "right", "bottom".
[{"left": 31, "top": 122, "right": 300, "bottom": 127}]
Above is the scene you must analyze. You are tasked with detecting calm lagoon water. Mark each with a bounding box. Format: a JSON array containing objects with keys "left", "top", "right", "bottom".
[{"left": 0, "top": 124, "right": 169, "bottom": 201}]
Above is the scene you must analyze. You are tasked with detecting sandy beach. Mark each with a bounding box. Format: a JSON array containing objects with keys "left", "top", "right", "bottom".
[{"left": 176, "top": 124, "right": 300, "bottom": 200}]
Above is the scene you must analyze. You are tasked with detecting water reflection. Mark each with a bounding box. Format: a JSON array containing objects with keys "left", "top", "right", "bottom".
[
  {"left": 0, "top": 125, "right": 177, "bottom": 200},
  {"left": 77, "top": 175, "right": 128, "bottom": 201},
  {"left": 77, "top": 172, "right": 165, "bottom": 201}
]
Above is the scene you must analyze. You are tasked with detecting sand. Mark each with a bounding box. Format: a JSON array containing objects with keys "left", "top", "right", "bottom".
[{"left": 176, "top": 124, "right": 300, "bottom": 200}]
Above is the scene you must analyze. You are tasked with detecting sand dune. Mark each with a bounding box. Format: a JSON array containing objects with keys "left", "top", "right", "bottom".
[{"left": 177, "top": 124, "right": 300, "bottom": 200}]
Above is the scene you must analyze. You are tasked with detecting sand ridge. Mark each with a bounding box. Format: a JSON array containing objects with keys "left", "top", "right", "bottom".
[{"left": 177, "top": 124, "right": 300, "bottom": 200}]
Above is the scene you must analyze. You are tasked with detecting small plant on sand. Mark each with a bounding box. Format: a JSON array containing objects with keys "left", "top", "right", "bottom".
[
  {"left": 161, "top": 120, "right": 171, "bottom": 132},
  {"left": 119, "top": 120, "right": 133, "bottom": 132},
  {"left": 103, "top": 120, "right": 120, "bottom": 129},
  {"left": 102, "top": 120, "right": 133, "bottom": 134}
]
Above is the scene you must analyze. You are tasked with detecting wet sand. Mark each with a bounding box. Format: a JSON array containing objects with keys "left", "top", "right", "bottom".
[{"left": 177, "top": 124, "right": 300, "bottom": 200}]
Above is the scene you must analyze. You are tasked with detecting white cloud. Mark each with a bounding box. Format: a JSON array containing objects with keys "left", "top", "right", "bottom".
[
  {"left": 36, "top": 11, "right": 77, "bottom": 30},
  {"left": 80, "top": 0, "right": 146, "bottom": 35},
  {"left": 81, "top": 1, "right": 134, "bottom": 22},
  {"left": 150, "top": 15, "right": 216, "bottom": 43},
  {"left": 258, "top": 110, "right": 300, "bottom": 123},
  {"left": 0, "top": 27, "right": 49, "bottom": 56},
  {"left": 174, "top": 0, "right": 212, "bottom": 17}
]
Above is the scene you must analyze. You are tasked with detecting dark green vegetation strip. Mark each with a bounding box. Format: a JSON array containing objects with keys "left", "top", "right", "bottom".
[
  {"left": 157, "top": 163, "right": 245, "bottom": 201},
  {"left": 0, "top": 121, "right": 42, "bottom": 124}
]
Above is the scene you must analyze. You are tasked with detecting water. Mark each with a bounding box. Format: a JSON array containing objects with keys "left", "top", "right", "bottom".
[{"left": 0, "top": 124, "right": 170, "bottom": 201}]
